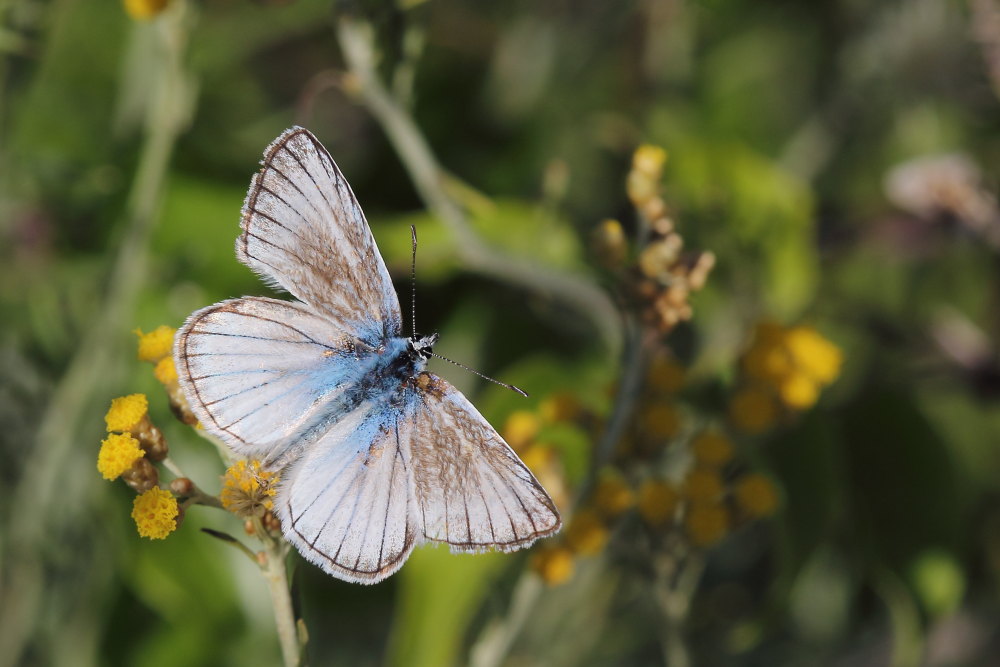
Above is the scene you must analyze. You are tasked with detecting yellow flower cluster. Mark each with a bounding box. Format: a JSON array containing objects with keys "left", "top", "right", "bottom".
[
  {"left": 131, "top": 487, "right": 179, "bottom": 539},
  {"left": 220, "top": 460, "right": 279, "bottom": 518},
  {"left": 103, "top": 393, "right": 167, "bottom": 462},
  {"left": 730, "top": 322, "right": 843, "bottom": 433},
  {"left": 633, "top": 429, "right": 781, "bottom": 548},
  {"left": 642, "top": 459, "right": 732, "bottom": 548},
  {"left": 135, "top": 324, "right": 197, "bottom": 426}
]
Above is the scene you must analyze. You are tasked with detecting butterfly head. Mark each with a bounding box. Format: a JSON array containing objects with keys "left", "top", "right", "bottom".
[{"left": 408, "top": 333, "right": 439, "bottom": 361}]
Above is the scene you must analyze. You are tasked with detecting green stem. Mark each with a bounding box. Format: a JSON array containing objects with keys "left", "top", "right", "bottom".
[{"left": 258, "top": 522, "right": 302, "bottom": 667}]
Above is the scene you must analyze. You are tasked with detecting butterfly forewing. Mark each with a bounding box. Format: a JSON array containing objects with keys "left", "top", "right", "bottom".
[
  {"left": 238, "top": 127, "right": 401, "bottom": 344},
  {"left": 176, "top": 296, "right": 369, "bottom": 463},
  {"left": 408, "top": 374, "right": 561, "bottom": 551}
]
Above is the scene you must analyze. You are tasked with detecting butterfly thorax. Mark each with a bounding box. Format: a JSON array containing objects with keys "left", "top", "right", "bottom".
[{"left": 341, "top": 334, "right": 437, "bottom": 409}]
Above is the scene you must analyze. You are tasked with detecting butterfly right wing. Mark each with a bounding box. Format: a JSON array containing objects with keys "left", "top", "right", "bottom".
[
  {"left": 406, "top": 374, "right": 562, "bottom": 551},
  {"left": 175, "top": 296, "right": 368, "bottom": 463}
]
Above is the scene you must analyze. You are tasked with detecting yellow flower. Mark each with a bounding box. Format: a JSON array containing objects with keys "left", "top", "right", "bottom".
[
  {"left": 220, "top": 460, "right": 279, "bottom": 517},
  {"left": 734, "top": 473, "right": 780, "bottom": 518},
  {"left": 131, "top": 487, "right": 179, "bottom": 539},
  {"left": 123, "top": 0, "right": 170, "bottom": 20},
  {"left": 564, "top": 508, "right": 609, "bottom": 555},
  {"left": 592, "top": 471, "right": 635, "bottom": 518},
  {"left": 646, "top": 355, "right": 686, "bottom": 394},
  {"left": 682, "top": 468, "right": 725, "bottom": 503},
  {"left": 691, "top": 430, "right": 735, "bottom": 467},
  {"left": 105, "top": 394, "right": 149, "bottom": 432},
  {"left": 684, "top": 504, "right": 729, "bottom": 547},
  {"left": 778, "top": 371, "right": 820, "bottom": 410},
  {"left": 134, "top": 325, "right": 176, "bottom": 363},
  {"left": 503, "top": 410, "right": 540, "bottom": 451},
  {"left": 632, "top": 144, "right": 668, "bottom": 179},
  {"left": 740, "top": 322, "right": 841, "bottom": 412},
  {"left": 785, "top": 326, "right": 842, "bottom": 385},
  {"left": 729, "top": 386, "right": 779, "bottom": 434},
  {"left": 97, "top": 433, "right": 145, "bottom": 480},
  {"left": 637, "top": 479, "right": 679, "bottom": 526},
  {"left": 532, "top": 545, "right": 575, "bottom": 585},
  {"left": 154, "top": 356, "right": 178, "bottom": 385},
  {"left": 639, "top": 401, "right": 682, "bottom": 439},
  {"left": 539, "top": 392, "right": 582, "bottom": 423}
]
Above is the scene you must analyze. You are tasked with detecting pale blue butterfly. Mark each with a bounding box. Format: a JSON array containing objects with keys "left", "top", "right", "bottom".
[{"left": 174, "top": 127, "right": 561, "bottom": 584}]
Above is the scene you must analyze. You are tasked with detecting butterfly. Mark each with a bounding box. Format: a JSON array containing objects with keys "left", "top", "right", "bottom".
[{"left": 174, "top": 127, "right": 561, "bottom": 584}]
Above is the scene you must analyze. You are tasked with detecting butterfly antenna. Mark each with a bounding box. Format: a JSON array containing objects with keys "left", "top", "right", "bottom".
[
  {"left": 410, "top": 225, "right": 418, "bottom": 341},
  {"left": 431, "top": 352, "right": 529, "bottom": 398}
]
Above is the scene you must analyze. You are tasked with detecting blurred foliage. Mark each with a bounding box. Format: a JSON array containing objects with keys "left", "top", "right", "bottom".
[{"left": 4, "top": 0, "right": 1000, "bottom": 666}]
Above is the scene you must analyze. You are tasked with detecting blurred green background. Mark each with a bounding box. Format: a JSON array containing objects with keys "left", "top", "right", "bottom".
[{"left": 3, "top": 0, "right": 1000, "bottom": 665}]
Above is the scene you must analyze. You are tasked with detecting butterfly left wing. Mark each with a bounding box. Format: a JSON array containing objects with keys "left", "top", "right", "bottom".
[
  {"left": 276, "top": 401, "right": 418, "bottom": 584},
  {"left": 175, "top": 296, "right": 373, "bottom": 465},
  {"left": 238, "top": 127, "right": 401, "bottom": 344},
  {"left": 405, "top": 374, "right": 562, "bottom": 551}
]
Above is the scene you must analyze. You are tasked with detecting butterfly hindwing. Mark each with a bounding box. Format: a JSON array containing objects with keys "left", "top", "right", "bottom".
[
  {"left": 238, "top": 126, "right": 401, "bottom": 344},
  {"left": 277, "top": 404, "right": 417, "bottom": 584},
  {"left": 407, "top": 374, "right": 561, "bottom": 551}
]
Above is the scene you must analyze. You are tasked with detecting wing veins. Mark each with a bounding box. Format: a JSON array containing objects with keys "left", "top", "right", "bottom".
[
  {"left": 247, "top": 206, "right": 308, "bottom": 244},
  {"left": 290, "top": 449, "right": 360, "bottom": 528},
  {"left": 189, "top": 368, "right": 283, "bottom": 381},
  {"left": 280, "top": 145, "right": 342, "bottom": 235},
  {"left": 185, "top": 329, "right": 320, "bottom": 346},
  {"left": 354, "top": 451, "right": 386, "bottom": 571},
  {"left": 198, "top": 307, "right": 337, "bottom": 350},
  {"left": 476, "top": 464, "right": 520, "bottom": 543},
  {"left": 246, "top": 230, "right": 310, "bottom": 270},
  {"left": 491, "top": 458, "right": 541, "bottom": 536},
  {"left": 263, "top": 166, "right": 325, "bottom": 223},
  {"left": 219, "top": 378, "right": 319, "bottom": 432}
]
